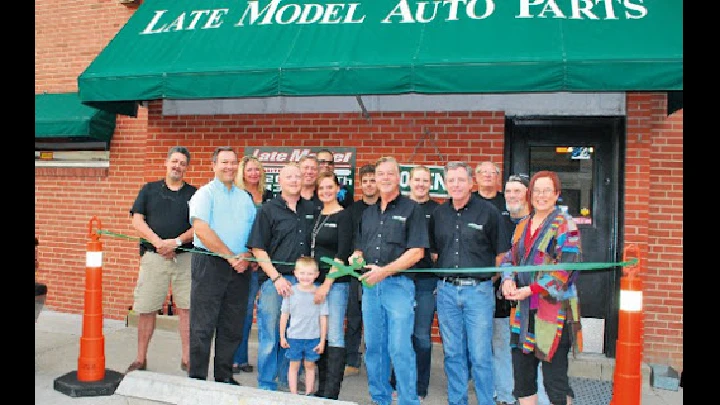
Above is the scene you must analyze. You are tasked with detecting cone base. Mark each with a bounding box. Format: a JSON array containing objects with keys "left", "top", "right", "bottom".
[{"left": 53, "top": 369, "right": 123, "bottom": 397}]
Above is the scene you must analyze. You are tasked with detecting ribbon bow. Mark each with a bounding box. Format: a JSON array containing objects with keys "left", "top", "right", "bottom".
[{"left": 321, "top": 256, "right": 374, "bottom": 288}]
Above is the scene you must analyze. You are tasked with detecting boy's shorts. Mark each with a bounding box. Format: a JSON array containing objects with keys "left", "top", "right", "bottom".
[{"left": 285, "top": 337, "right": 321, "bottom": 362}]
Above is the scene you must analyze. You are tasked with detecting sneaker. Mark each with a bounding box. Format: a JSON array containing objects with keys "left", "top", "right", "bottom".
[{"left": 344, "top": 366, "right": 360, "bottom": 377}]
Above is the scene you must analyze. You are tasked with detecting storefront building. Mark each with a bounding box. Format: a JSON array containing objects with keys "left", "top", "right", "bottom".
[{"left": 35, "top": 0, "right": 682, "bottom": 372}]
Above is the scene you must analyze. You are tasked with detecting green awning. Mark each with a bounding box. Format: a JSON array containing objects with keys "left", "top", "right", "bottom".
[
  {"left": 35, "top": 92, "right": 116, "bottom": 142},
  {"left": 79, "top": 0, "right": 683, "bottom": 115}
]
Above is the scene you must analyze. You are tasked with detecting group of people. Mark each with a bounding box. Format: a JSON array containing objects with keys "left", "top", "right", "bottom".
[{"left": 126, "top": 145, "right": 584, "bottom": 405}]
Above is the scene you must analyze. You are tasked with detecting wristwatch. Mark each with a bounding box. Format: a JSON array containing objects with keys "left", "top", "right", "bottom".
[{"left": 175, "top": 238, "right": 182, "bottom": 247}]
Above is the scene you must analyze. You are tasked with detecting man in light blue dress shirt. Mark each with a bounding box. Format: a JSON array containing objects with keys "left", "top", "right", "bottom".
[{"left": 187, "top": 146, "right": 257, "bottom": 385}]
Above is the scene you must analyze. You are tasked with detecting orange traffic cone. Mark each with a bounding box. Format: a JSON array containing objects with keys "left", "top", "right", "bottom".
[
  {"left": 54, "top": 217, "right": 123, "bottom": 397},
  {"left": 609, "top": 244, "right": 643, "bottom": 405}
]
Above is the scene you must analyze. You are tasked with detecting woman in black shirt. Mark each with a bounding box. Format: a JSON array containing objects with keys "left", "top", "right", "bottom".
[{"left": 311, "top": 171, "right": 353, "bottom": 400}]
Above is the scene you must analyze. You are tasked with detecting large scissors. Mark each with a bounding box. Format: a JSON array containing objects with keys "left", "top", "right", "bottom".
[{"left": 320, "top": 256, "right": 374, "bottom": 288}]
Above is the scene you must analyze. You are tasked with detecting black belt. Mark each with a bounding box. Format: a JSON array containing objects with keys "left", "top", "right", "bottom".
[{"left": 442, "top": 276, "right": 492, "bottom": 286}]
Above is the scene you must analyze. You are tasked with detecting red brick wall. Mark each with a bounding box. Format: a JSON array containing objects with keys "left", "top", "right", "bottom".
[
  {"left": 625, "top": 93, "right": 683, "bottom": 372},
  {"left": 35, "top": 109, "right": 149, "bottom": 318},
  {"left": 35, "top": 0, "right": 137, "bottom": 93},
  {"left": 35, "top": 0, "right": 142, "bottom": 318}
]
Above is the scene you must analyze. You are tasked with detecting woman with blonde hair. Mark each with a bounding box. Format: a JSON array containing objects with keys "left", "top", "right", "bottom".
[
  {"left": 235, "top": 156, "right": 274, "bottom": 205},
  {"left": 231, "top": 155, "right": 273, "bottom": 373}
]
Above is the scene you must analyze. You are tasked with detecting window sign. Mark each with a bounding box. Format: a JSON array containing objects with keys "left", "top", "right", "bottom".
[
  {"left": 399, "top": 164, "right": 448, "bottom": 198},
  {"left": 245, "top": 147, "right": 355, "bottom": 200}
]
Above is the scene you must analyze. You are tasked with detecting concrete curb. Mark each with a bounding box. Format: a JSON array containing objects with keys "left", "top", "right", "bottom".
[
  {"left": 117, "top": 371, "right": 359, "bottom": 405},
  {"left": 127, "top": 312, "right": 651, "bottom": 384}
]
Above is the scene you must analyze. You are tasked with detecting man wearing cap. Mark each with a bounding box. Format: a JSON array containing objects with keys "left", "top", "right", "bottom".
[
  {"left": 493, "top": 173, "right": 530, "bottom": 405},
  {"left": 429, "top": 161, "right": 510, "bottom": 405}
]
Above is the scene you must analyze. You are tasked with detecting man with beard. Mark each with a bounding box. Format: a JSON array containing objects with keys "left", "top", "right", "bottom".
[{"left": 127, "top": 146, "right": 196, "bottom": 374}]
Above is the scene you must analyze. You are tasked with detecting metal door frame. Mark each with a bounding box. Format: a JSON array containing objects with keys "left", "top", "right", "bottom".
[{"left": 504, "top": 116, "right": 625, "bottom": 357}]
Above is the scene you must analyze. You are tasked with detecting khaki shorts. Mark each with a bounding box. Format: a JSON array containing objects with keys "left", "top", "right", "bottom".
[{"left": 132, "top": 252, "right": 191, "bottom": 313}]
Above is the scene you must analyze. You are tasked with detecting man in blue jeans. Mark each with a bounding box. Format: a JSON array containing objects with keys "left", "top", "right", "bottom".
[
  {"left": 351, "top": 156, "right": 428, "bottom": 405},
  {"left": 429, "top": 161, "right": 510, "bottom": 405},
  {"left": 248, "top": 163, "right": 317, "bottom": 391}
]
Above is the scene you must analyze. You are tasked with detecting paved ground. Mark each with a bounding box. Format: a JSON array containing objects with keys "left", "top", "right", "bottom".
[{"left": 35, "top": 310, "right": 683, "bottom": 405}]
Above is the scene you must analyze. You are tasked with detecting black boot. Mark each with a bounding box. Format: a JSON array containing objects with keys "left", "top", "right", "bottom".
[
  {"left": 313, "top": 341, "right": 329, "bottom": 397},
  {"left": 324, "top": 346, "right": 347, "bottom": 400}
]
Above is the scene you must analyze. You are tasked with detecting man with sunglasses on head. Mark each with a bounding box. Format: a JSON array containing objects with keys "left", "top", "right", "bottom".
[
  {"left": 315, "top": 148, "right": 352, "bottom": 208},
  {"left": 492, "top": 174, "right": 530, "bottom": 405}
]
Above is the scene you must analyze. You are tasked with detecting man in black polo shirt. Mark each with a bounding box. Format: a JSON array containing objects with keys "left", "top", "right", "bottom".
[
  {"left": 429, "top": 161, "right": 510, "bottom": 405},
  {"left": 127, "top": 146, "right": 197, "bottom": 374},
  {"left": 248, "top": 162, "right": 317, "bottom": 391},
  {"left": 351, "top": 156, "right": 428, "bottom": 405}
]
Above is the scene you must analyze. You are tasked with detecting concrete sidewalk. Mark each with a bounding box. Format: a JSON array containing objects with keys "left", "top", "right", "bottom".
[{"left": 35, "top": 310, "right": 682, "bottom": 405}]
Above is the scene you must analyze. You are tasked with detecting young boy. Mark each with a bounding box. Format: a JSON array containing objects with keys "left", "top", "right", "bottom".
[{"left": 280, "top": 257, "right": 329, "bottom": 395}]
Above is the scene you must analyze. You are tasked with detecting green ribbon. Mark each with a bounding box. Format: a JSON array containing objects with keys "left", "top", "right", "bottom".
[
  {"left": 95, "top": 229, "right": 296, "bottom": 266},
  {"left": 97, "top": 229, "right": 638, "bottom": 284},
  {"left": 323, "top": 256, "right": 639, "bottom": 285}
]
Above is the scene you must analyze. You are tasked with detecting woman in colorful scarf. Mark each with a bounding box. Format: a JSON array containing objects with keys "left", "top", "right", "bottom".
[{"left": 500, "top": 171, "right": 583, "bottom": 405}]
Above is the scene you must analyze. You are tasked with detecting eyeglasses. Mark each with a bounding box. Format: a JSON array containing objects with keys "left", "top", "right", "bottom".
[
  {"left": 532, "top": 188, "right": 556, "bottom": 196},
  {"left": 317, "top": 159, "right": 334, "bottom": 165},
  {"left": 477, "top": 170, "right": 496, "bottom": 176}
]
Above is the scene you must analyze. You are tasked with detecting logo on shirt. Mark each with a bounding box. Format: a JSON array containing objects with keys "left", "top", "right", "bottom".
[
  {"left": 467, "top": 223, "right": 483, "bottom": 230},
  {"left": 325, "top": 223, "right": 337, "bottom": 228},
  {"left": 305, "top": 215, "right": 314, "bottom": 220},
  {"left": 391, "top": 215, "right": 407, "bottom": 222}
]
